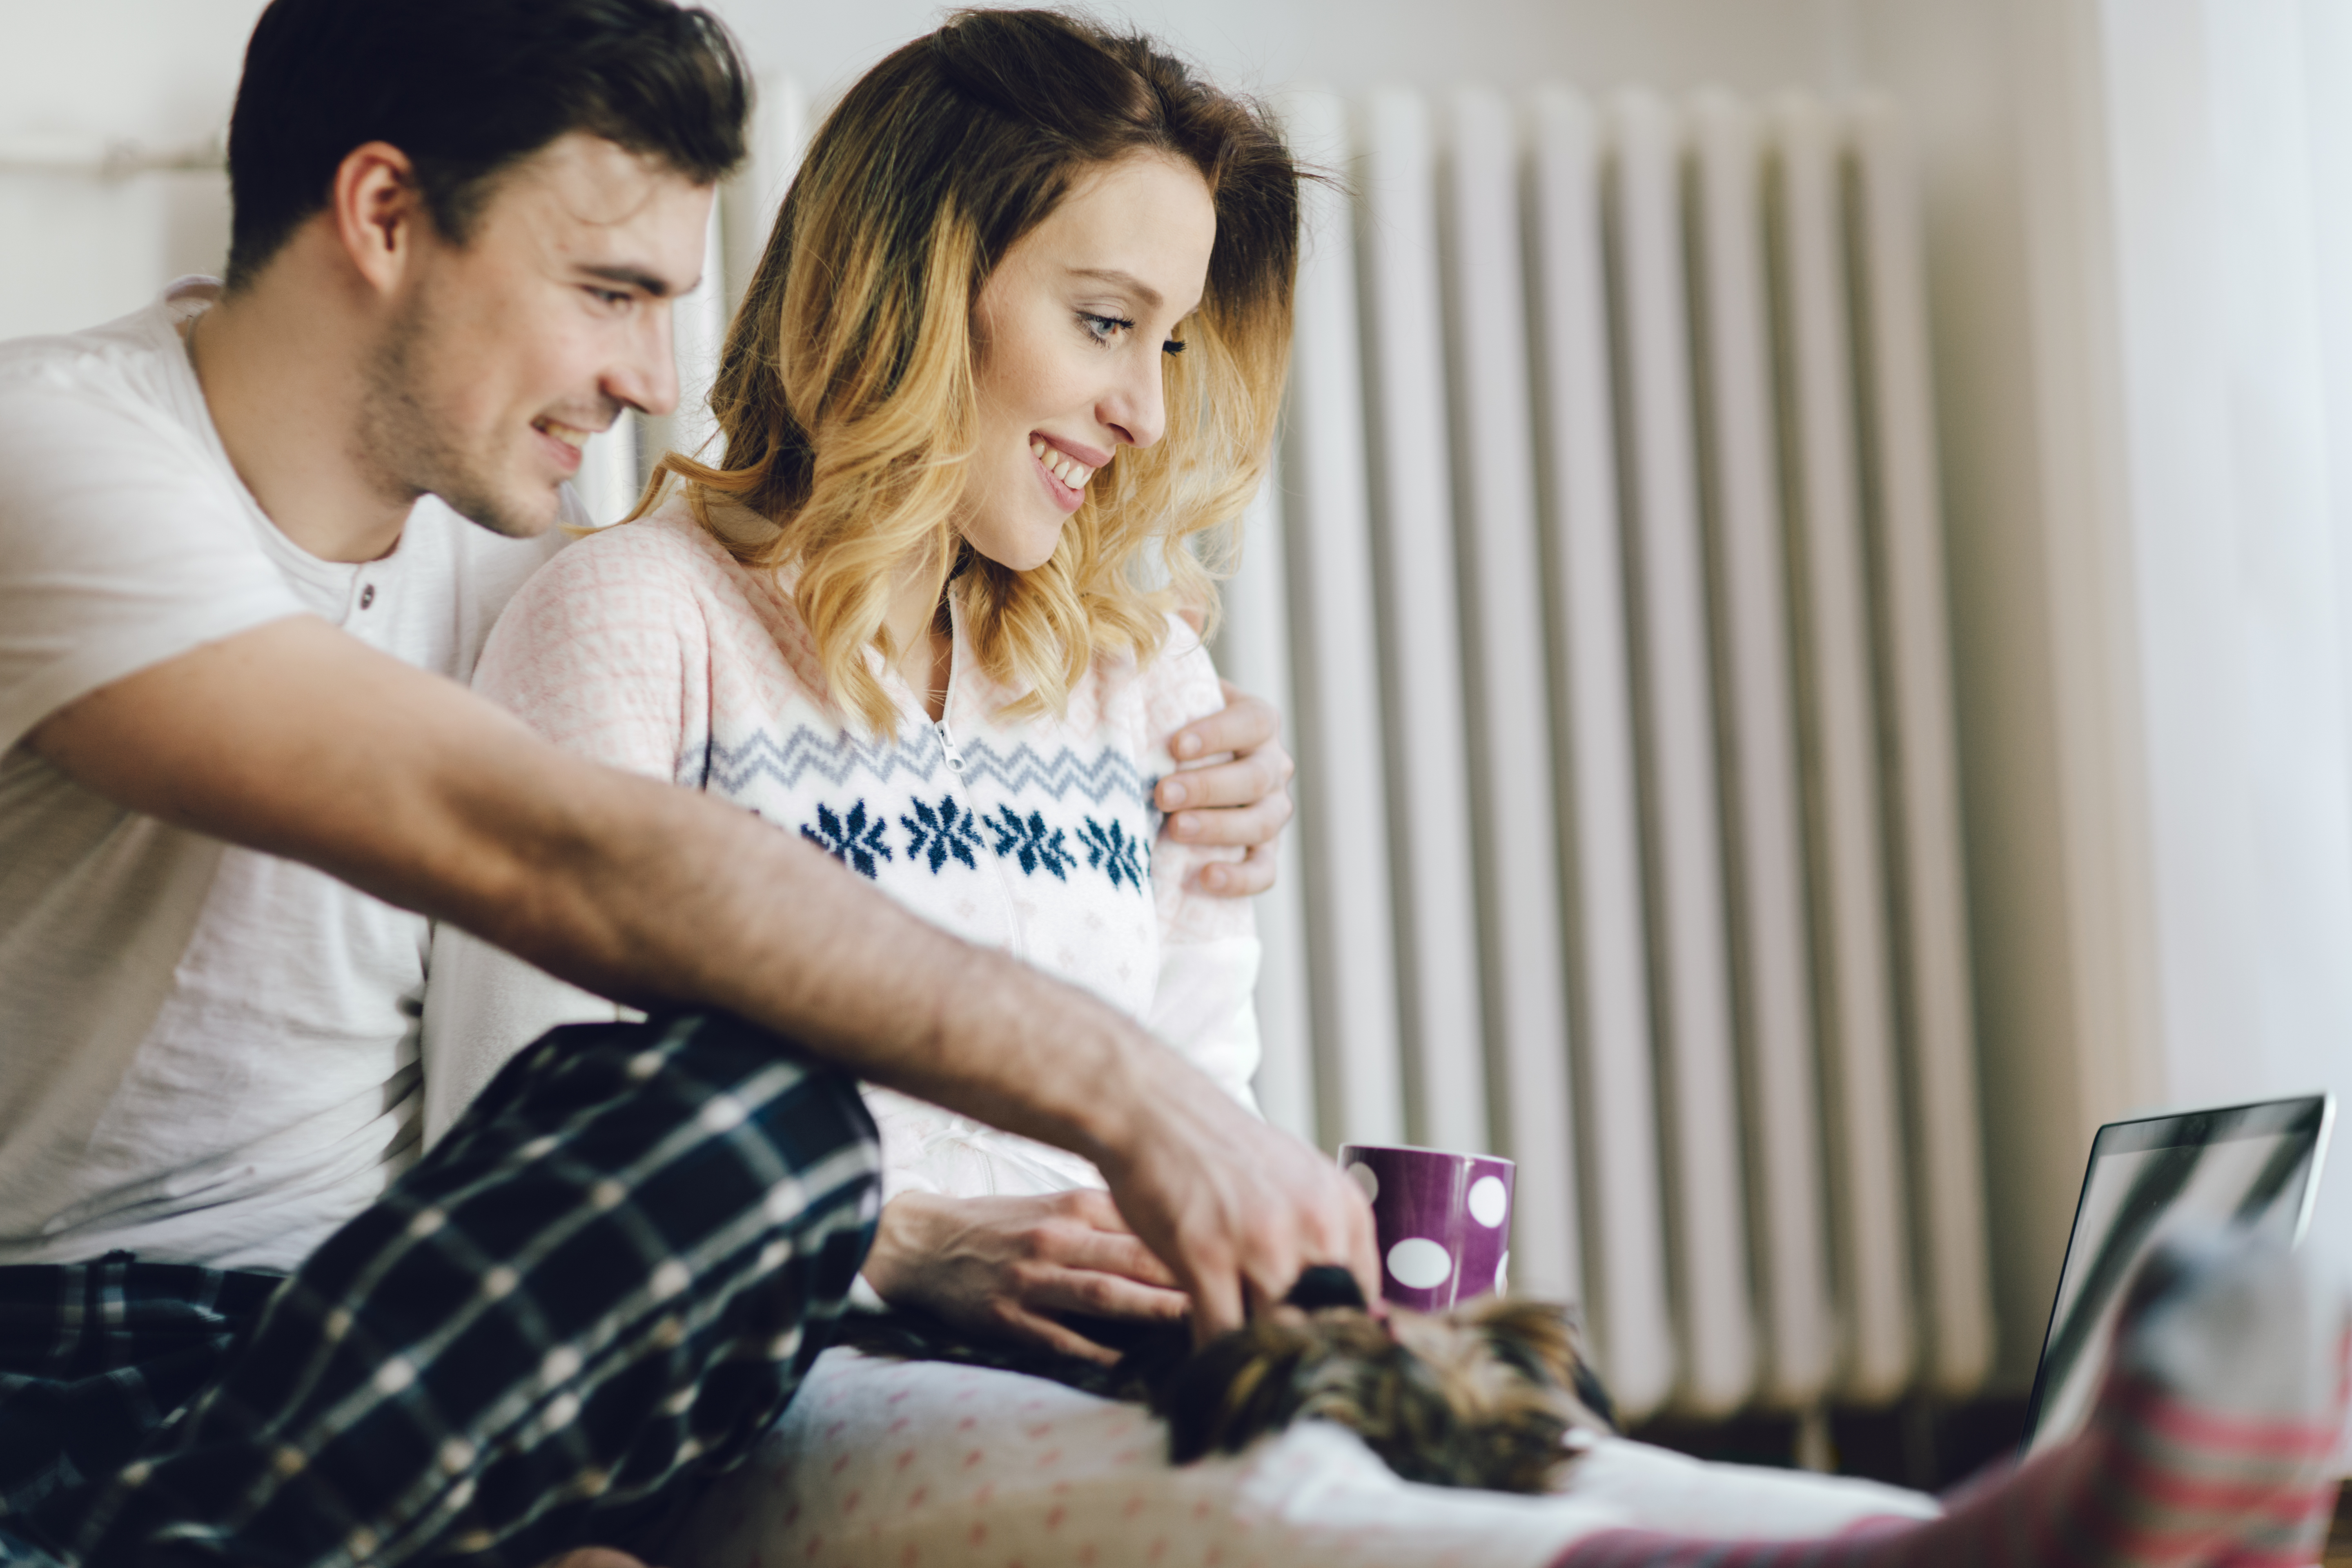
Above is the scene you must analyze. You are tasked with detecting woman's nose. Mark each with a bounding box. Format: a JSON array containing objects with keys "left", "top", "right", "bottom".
[{"left": 1101, "top": 352, "right": 1169, "bottom": 450}]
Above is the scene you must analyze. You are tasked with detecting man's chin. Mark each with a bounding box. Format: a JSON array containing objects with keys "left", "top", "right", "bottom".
[{"left": 434, "top": 481, "right": 562, "bottom": 540}]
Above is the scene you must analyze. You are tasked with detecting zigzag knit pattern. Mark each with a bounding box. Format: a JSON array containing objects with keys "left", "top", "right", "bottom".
[{"left": 689, "top": 726, "right": 1156, "bottom": 817}]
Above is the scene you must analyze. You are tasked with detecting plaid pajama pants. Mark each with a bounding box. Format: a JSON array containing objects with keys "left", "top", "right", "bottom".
[{"left": 0, "top": 1011, "right": 882, "bottom": 1568}]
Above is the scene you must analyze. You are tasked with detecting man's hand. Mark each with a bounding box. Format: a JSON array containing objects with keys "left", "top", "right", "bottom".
[
  {"left": 860, "top": 1189, "right": 1189, "bottom": 1364},
  {"left": 1157, "top": 680, "right": 1295, "bottom": 897},
  {"left": 1089, "top": 1045, "right": 1378, "bottom": 1343}
]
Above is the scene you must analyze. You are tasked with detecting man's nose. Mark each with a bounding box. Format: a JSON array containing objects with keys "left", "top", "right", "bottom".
[{"left": 607, "top": 305, "right": 681, "bottom": 419}]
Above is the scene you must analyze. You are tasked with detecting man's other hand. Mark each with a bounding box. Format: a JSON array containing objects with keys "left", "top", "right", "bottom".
[
  {"left": 1156, "top": 680, "right": 1294, "bottom": 897},
  {"left": 860, "top": 1189, "right": 1189, "bottom": 1365}
]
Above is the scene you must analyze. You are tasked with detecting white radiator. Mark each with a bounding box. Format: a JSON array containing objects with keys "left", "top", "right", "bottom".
[
  {"left": 599, "top": 76, "right": 1996, "bottom": 1427},
  {"left": 1222, "top": 86, "right": 1995, "bottom": 1423}
]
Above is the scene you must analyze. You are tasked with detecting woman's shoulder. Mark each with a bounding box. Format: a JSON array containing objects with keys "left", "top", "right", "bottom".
[
  {"left": 534, "top": 497, "right": 750, "bottom": 599},
  {"left": 506, "top": 498, "right": 804, "bottom": 646},
  {"left": 1136, "top": 609, "right": 1225, "bottom": 732},
  {"left": 486, "top": 497, "right": 805, "bottom": 686},
  {"left": 1051, "top": 608, "right": 1222, "bottom": 747},
  {"left": 1080, "top": 608, "right": 1213, "bottom": 688}
]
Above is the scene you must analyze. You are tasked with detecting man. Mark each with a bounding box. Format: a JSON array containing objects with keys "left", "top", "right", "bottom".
[{"left": 0, "top": 2, "right": 1372, "bottom": 1565}]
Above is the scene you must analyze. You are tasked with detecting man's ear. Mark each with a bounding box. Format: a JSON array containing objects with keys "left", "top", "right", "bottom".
[{"left": 330, "top": 141, "right": 428, "bottom": 295}]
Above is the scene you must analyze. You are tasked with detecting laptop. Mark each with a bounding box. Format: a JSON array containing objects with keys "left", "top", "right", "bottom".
[{"left": 2019, "top": 1092, "right": 2336, "bottom": 1454}]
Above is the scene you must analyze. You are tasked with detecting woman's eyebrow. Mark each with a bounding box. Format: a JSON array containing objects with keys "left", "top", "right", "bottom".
[{"left": 1064, "top": 267, "right": 1163, "bottom": 313}]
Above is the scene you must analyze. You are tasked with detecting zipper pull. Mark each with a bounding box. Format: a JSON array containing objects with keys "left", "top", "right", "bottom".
[{"left": 935, "top": 717, "right": 965, "bottom": 773}]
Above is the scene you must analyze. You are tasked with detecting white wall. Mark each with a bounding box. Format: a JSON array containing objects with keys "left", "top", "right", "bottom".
[
  {"left": 0, "top": 1, "right": 259, "bottom": 342},
  {"left": 9, "top": 0, "right": 2348, "bottom": 1401},
  {"left": 0, "top": 0, "right": 1873, "bottom": 341},
  {"left": 1862, "top": 0, "right": 2352, "bottom": 1381},
  {"left": 2090, "top": 0, "right": 2352, "bottom": 1274}
]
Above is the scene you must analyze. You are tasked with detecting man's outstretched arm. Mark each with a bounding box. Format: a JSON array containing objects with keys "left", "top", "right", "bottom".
[{"left": 29, "top": 615, "right": 1373, "bottom": 1335}]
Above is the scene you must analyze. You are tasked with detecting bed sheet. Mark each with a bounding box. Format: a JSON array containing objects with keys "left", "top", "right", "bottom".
[{"left": 668, "top": 1349, "right": 1938, "bottom": 1568}]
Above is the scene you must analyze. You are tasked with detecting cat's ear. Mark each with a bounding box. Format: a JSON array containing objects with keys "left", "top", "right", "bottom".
[
  {"left": 1470, "top": 1301, "right": 1618, "bottom": 1431},
  {"left": 1286, "top": 1264, "right": 1368, "bottom": 1312}
]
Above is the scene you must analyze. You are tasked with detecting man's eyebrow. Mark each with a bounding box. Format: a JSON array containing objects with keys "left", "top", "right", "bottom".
[
  {"left": 576, "top": 263, "right": 687, "bottom": 298},
  {"left": 1066, "top": 267, "right": 1164, "bottom": 314}
]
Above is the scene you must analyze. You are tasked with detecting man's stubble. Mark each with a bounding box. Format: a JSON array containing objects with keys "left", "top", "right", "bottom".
[{"left": 354, "top": 290, "right": 547, "bottom": 541}]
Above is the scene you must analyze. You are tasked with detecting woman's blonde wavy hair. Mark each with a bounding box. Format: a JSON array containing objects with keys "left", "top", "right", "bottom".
[{"left": 640, "top": 8, "right": 1301, "bottom": 734}]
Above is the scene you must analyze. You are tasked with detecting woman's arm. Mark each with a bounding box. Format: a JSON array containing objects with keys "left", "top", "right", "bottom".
[
  {"left": 1143, "top": 627, "right": 1265, "bottom": 1106},
  {"left": 421, "top": 534, "right": 699, "bottom": 1143}
]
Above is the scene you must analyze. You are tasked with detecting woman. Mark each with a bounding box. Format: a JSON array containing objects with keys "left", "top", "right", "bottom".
[{"left": 427, "top": 12, "right": 2344, "bottom": 1568}]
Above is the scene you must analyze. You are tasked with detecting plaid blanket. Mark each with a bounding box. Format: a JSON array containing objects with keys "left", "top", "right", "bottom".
[{"left": 0, "top": 1011, "right": 880, "bottom": 1568}]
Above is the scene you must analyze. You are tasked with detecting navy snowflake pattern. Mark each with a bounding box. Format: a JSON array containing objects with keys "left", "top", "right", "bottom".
[
  {"left": 800, "top": 800, "right": 893, "bottom": 879},
  {"left": 1078, "top": 817, "right": 1149, "bottom": 893},
  {"left": 989, "top": 806, "right": 1076, "bottom": 880},
  {"left": 791, "top": 789, "right": 1150, "bottom": 894},
  {"left": 902, "top": 796, "right": 985, "bottom": 874}
]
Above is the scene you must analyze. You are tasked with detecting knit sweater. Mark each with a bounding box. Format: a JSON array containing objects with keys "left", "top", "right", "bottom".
[{"left": 419, "top": 499, "right": 1261, "bottom": 1205}]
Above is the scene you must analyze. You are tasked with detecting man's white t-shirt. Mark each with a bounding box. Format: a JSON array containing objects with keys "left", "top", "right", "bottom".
[{"left": 0, "top": 278, "right": 563, "bottom": 1271}]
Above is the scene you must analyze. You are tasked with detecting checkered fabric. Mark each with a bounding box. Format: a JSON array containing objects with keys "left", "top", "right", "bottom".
[
  {"left": 0, "top": 1256, "right": 285, "bottom": 1546},
  {"left": 0, "top": 1010, "right": 880, "bottom": 1568}
]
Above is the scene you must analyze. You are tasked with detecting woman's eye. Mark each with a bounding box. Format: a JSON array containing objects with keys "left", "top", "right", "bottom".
[
  {"left": 1080, "top": 312, "right": 1135, "bottom": 344},
  {"left": 1162, "top": 339, "right": 1187, "bottom": 356}
]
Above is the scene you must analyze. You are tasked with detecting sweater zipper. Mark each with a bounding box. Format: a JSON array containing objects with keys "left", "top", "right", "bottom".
[{"left": 933, "top": 616, "right": 1028, "bottom": 962}]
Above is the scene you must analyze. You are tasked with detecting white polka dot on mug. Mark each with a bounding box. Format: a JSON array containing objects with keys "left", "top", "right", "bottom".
[{"left": 1337, "top": 1144, "right": 1515, "bottom": 1310}]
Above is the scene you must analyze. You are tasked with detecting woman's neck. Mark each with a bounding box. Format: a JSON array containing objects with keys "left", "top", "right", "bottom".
[{"left": 883, "top": 551, "right": 956, "bottom": 724}]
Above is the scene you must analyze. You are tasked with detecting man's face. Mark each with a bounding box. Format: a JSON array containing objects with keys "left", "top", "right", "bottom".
[{"left": 357, "top": 132, "right": 712, "bottom": 538}]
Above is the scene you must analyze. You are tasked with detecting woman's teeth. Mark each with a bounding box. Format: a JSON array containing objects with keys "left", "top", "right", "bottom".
[
  {"left": 1031, "top": 438, "right": 1094, "bottom": 490},
  {"left": 535, "top": 419, "right": 591, "bottom": 449}
]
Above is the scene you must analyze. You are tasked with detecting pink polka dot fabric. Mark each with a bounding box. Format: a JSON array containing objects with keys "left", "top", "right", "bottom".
[{"left": 666, "top": 1352, "right": 1934, "bottom": 1568}]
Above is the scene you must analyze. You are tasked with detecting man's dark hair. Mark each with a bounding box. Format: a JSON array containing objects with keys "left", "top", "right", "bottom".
[{"left": 223, "top": 0, "right": 750, "bottom": 290}]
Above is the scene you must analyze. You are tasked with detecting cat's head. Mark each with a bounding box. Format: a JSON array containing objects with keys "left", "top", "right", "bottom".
[{"left": 1153, "top": 1291, "right": 1616, "bottom": 1493}]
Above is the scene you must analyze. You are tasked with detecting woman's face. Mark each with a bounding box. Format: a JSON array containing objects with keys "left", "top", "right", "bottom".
[{"left": 959, "top": 152, "right": 1218, "bottom": 571}]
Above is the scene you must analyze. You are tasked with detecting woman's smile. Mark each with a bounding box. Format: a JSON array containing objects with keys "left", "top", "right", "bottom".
[{"left": 1029, "top": 434, "right": 1104, "bottom": 514}]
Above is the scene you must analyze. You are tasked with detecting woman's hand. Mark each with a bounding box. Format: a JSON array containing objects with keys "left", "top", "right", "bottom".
[
  {"left": 860, "top": 1188, "right": 1191, "bottom": 1364},
  {"left": 1158, "top": 680, "right": 1296, "bottom": 896}
]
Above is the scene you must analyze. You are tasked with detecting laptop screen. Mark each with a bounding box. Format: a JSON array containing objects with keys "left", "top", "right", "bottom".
[{"left": 2020, "top": 1095, "right": 2333, "bottom": 1454}]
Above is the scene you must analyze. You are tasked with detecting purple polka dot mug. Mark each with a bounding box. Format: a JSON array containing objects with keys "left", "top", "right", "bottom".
[{"left": 1336, "top": 1143, "right": 1516, "bottom": 1310}]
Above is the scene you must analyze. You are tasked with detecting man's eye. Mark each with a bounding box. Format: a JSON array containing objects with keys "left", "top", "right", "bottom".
[
  {"left": 1080, "top": 312, "right": 1135, "bottom": 344},
  {"left": 588, "top": 288, "right": 633, "bottom": 308}
]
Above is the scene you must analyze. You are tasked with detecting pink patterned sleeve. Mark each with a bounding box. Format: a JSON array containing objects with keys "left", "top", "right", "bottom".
[
  {"left": 469, "top": 523, "right": 713, "bottom": 783},
  {"left": 1143, "top": 619, "right": 1255, "bottom": 942},
  {"left": 1141, "top": 617, "right": 1262, "bottom": 1110},
  {"left": 425, "top": 523, "right": 719, "bottom": 1143}
]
